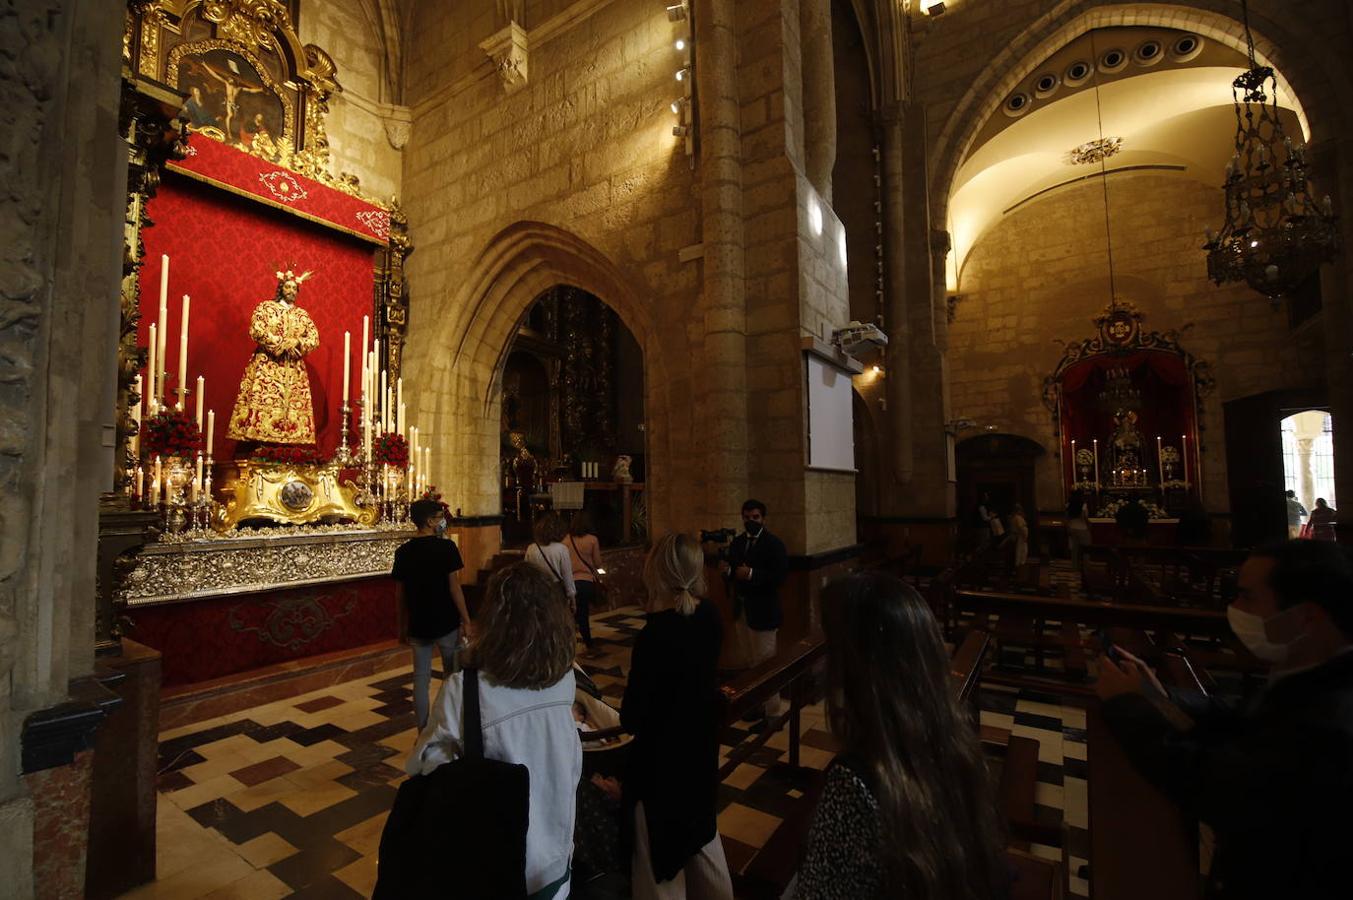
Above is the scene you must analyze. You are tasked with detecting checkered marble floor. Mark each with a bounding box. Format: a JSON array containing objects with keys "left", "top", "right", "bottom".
[{"left": 122, "top": 605, "right": 1090, "bottom": 898}]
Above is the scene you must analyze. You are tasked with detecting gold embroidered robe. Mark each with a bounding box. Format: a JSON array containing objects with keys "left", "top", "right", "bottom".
[{"left": 227, "top": 300, "right": 320, "bottom": 444}]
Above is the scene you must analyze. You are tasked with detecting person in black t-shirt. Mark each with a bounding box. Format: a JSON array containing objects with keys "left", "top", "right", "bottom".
[{"left": 393, "top": 499, "right": 473, "bottom": 730}]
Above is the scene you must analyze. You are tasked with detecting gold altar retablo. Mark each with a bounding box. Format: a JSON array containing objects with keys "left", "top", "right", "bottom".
[{"left": 214, "top": 460, "right": 376, "bottom": 531}]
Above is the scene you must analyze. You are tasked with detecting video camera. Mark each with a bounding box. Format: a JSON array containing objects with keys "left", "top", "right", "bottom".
[{"left": 700, "top": 527, "right": 739, "bottom": 565}]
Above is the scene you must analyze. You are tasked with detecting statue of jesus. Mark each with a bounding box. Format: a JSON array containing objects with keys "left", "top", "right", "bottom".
[{"left": 227, "top": 269, "right": 320, "bottom": 445}]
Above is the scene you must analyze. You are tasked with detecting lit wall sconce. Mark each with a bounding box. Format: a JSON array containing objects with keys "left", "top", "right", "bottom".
[
  {"left": 923, "top": 1, "right": 947, "bottom": 15},
  {"left": 675, "top": 66, "right": 689, "bottom": 82},
  {"left": 667, "top": 2, "right": 689, "bottom": 22}
]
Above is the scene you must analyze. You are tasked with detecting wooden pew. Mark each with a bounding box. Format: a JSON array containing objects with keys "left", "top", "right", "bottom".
[{"left": 1087, "top": 704, "right": 1200, "bottom": 900}]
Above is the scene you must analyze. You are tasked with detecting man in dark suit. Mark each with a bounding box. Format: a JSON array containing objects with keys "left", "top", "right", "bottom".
[
  {"left": 721, "top": 499, "right": 789, "bottom": 718},
  {"left": 1096, "top": 540, "right": 1353, "bottom": 899}
]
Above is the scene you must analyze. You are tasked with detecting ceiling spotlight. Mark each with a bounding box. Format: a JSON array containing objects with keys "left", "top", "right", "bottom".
[
  {"left": 666, "top": 2, "right": 688, "bottom": 22},
  {"left": 871, "top": 365, "right": 883, "bottom": 375},
  {"left": 675, "top": 66, "right": 688, "bottom": 82},
  {"left": 924, "top": 1, "right": 947, "bottom": 14},
  {"left": 674, "top": 38, "right": 686, "bottom": 51},
  {"left": 673, "top": 125, "right": 690, "bottom": 137},
  {"left": 671, "top": 100, "right": 681, "bottom": 114}
]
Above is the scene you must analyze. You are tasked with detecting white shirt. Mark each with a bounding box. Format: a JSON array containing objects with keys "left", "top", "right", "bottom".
[
  {"left": 527, "top": 541, "right": 577, "bottom": 599},
  {"left": 407, "top": 669, "right": 581, "bottom": 896}
]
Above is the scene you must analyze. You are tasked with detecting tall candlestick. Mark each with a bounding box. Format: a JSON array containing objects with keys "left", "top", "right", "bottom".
[
  {"left": 1092, "top": 439, "right": 1100, "bottom": 487},
  {"left": 206, "top": 410, "right": 215, "bottom": 457},
  {"left": 1182, "top": 434, "right": 1189, "bottom": 485},
  {"left": 152, "top": 456, "right": 162, "bottom": 506},
  {"left": 177, "top": 294, "right": 190, "bottom": 409},
  {"left": 131, "top": 374, "right": 143, "bottom": 456},
  {"left": 195, "top": 376, "right": 205, "bottom": 429},
  {"left": 396, "top": 378, "right": 404, "bottom": 434},
  {"left": 342, "top": 331, "right": 351, "bottom": 404},
  {"left": 380, "top": 369, "right": 388, "bottom": 433},
  {"left": 135, "top": 466, "right": 144, "bottom": 502},
  {"left": 1156, "top": 436, "right": 1164, "bottom": 487},
  {"left": 147, "top": 323, "right": 158, "bottom": 413},
  {"left": 195, "top": 453, "right": 204, "bottom": 499}
]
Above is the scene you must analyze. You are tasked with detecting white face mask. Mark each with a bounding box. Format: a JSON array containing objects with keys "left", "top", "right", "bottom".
[{"left": 1226, "top": 605, "right": 1297, "bottom": 663}]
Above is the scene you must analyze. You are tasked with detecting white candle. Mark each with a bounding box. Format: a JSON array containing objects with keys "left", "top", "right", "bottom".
[
  {"left": 397, "top": 402, "right": 406, "bottom": 438},
  {"left": 195, "top": 376, "right": 205, "bottom": 429},
  {"left": 396, "top": 377, "right": 404, "bottom": 432},
  {"left": 157, "top": 255, "right": 169, "bottom": 405},
  {"left": 177, "top": 294, "right": 190, "bottom": 409},
  {"left": 342, "top": 331, "right": 351, "bottom": 405},
  {"left": 1182, "top": 434, "right": 1189, "bottom": 484},
  {"left": 152, "top": 456, "right": 162, "bottom": 506},
  {"left": 1156, "top": 436, "right": 1164, "bottom": 486},
  {"left": 135, "top": 466, "right": 144, "bottom": 501},
  {"left": 362, "top": 316, "right": 370, "bottom": 365},
  {"left": 206, "top": 410, "right": 215, "bottom": 456},
  {"left": 195, "top": 453, "right": 204, "bottom": 498},
  {"left": 157, "top": 291, "right": 168, "bottom": 405},
  {"left": 1093, "top": 439, "right": 1100, "bottom": 486},
  {"left": 147, "top": 323, "right": 158, "bottom": 413}
]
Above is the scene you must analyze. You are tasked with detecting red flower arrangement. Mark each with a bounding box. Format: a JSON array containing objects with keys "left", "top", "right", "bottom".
[
  {"left": 251, "top": 444, "right": 329, "bottom": 467},
  {"left": 142, "top": 409, "right": 202, "bottom": 459},
  {"left": 374, "top": 432, "right": 409, "bottom": 468}
]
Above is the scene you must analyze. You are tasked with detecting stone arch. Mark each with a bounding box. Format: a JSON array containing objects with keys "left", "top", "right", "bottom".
[
  {"left": 927, "top": 1, "right": 1352, "bottom": 232},
  {"left": 408, "top": 221, "right": 672, "bottom": 530}
]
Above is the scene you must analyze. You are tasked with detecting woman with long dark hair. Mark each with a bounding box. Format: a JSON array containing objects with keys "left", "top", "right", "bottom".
[{"left": 792, "top": 571, "right": 1006, "bottom": 900}]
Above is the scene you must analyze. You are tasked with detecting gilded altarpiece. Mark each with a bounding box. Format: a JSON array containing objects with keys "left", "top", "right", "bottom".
[{"left": 101, "top": 0, "right": 416, "bottom": 668}]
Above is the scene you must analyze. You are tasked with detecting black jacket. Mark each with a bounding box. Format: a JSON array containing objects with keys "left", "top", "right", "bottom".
[
  {"left": 725, "top": 529, "right": 789, "bottom": 631},
  {"left": 1103, "top": 651, "right": 1353, "bottom": 900},
  {"left": 621, "top": 600, "right": 724, "bottom": 882}
]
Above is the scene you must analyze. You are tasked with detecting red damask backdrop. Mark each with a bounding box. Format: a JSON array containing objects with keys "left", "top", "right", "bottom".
[{"left": 139, "top": 162, "right": 376, "bottom": 461}]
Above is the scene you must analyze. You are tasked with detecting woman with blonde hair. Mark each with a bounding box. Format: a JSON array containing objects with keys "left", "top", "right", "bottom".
[
  {"left": 407, "top": 562, "right": 581, "bottom": 898},
  {"left": 621, "top": 533, "right": 732, "bottom": 899}
]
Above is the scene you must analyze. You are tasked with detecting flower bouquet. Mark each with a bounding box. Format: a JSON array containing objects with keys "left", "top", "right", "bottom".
[
  {"left": 252, "top": 444, "right": 330, "bottom": 467},
  {"left": 374, "top": 432, "right": 409, "bottom": 468},
  {"left": 142, "top": 408, "right": 202, "bottom": 459}
]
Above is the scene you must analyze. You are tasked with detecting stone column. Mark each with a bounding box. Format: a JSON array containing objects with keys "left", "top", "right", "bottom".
[
  {"left": 880, "top": 106, "right": 914, "bottom": 492},
  {"left": 799, "top": 0, "right": 836, "bottom": 200},
  {"left": 1297, "top": 437, "right": 1316, "bottom": 511},
  {"left": 696, "top": 0, "right": 750, "bottom": 524}
]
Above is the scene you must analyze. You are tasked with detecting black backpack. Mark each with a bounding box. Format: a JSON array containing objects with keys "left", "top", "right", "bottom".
[{"left": 373, "top": 668, "right": 531, "bottom": 899}]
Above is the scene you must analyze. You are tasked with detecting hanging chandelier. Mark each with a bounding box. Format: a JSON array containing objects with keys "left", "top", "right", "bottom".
[{"left": 1203, "top": 0, "right": 1339, "bottom": 300}]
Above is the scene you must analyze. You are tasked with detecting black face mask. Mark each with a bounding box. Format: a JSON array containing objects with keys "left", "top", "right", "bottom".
[{"left": 745, "top": 521, "right": 764, "bottom": 537}]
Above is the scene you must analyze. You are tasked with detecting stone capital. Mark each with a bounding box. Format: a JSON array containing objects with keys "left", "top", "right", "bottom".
[{"left": 480, "top": 22, "right": 530, "bottom": 94}]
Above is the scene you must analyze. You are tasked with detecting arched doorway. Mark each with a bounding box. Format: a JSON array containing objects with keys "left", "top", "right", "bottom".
[
  {"left": 499, "top": 285, "right": 647, "bottom": 548},
  {"left": 956, "top": 433, "right": 1045, "bottom": 550},
  {"left": 1282, "top": 410, "right": 1336, "bottom": 520}
]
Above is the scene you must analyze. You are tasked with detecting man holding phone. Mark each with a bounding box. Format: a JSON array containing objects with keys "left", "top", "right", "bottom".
[{"left": 1095, "top": 540, "right": 1353, "bottom": 899}]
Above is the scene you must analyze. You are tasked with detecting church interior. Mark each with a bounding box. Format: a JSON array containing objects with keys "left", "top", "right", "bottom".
[{"left": 4, "top": 0, "right": 1353, "bottom": 897}]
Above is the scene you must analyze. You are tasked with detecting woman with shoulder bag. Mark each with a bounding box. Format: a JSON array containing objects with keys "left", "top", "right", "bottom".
[
  {"left": 568, "top": 511, "right": 607, "bottom": 659},
  {"left": 527, "top": 512, "right": 578, "bottom": 611},
  {"left": 406, "top": 562, "right": 582, "bottom": 898}
]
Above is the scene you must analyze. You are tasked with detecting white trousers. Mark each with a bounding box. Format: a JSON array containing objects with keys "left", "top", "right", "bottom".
[
  {"left": 737, "top": 619, "right": 785, "bottom": 717},
  {"left": 631, "top": 803, "right": 734, "bottom": 900}
]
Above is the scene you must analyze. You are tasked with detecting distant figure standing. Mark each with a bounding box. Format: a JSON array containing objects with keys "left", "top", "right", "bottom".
[
  {"left": 1309, "top": 498, "right": 1338, "bottom": 542},
  {"left": 1009, "top": 504, "right": 1030, "bottom": 568},
  {"left": 567, "top": 511, "right": 606, "bottom": 659},
  {"left": 526, "top": 512, "right": 578, "bottom": 609},
  {"left": 1066, "top": 491, "right": 1092, "bottom": 568},
  {"left": 392, "top": 499, "right": 473, "bottom": 731},
  {"left": 1287, "top": 490, "right": 1309, "bottom": 540},
  {"left": 977, "top": 493, "right": 1004, "bottom": 551}
]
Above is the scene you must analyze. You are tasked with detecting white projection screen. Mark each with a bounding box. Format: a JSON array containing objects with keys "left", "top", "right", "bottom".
[{"left": 805, "top": 353, "right": 856, "bottom": 471}]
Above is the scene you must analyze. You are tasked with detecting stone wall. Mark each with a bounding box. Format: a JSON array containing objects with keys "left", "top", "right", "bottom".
[
  {"left": 299, "top": 0, "right": 406, "bottom": 202},
  {"left": 400, "top": 0, "right": 857, "bottom": 554},
  {"left": 1, "top": 0, "right": 128, "bottom": 894},
  {"left": 948, "top": 172, "right": 1323, "bottom": 512}
]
